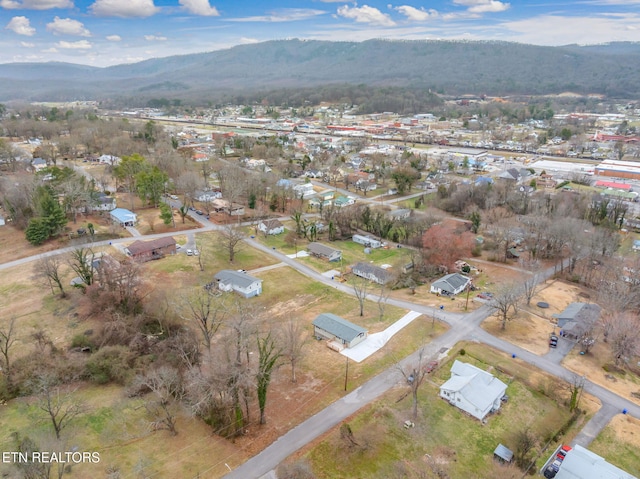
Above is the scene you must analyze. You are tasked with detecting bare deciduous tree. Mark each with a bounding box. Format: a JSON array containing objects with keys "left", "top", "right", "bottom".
[
  {"left": 32, "top": 374, "right": 87, "bottom": 439},
  {"left": 0, "top": 317, "right": 17, "bottom": 382},
  {"left": 351, "top": 275, "right": 370, "bottom": 317},
  {"left": 135, "top": 366, "right": 184, "bottom": 436},
  {"left": 220, "top": 223, "right": 245, "bottom": 263},
  {"left": 35, "top": 255, "right": 67, "bottom": 298},
  {"left": 608, "top": 312, "right": 640, "bottom": 366},
  {"left": 280, "top": 319, "right": 307, "bottom": 384},
  {"left": 175, "top": 289, "right": 227, "bottom": 355},
  {"left": 377, "top": 282, "right": 390, "bottom": 320},
  {"left": 493, "top": 284, "right": 520, "bottom": 330},
  {"left": 397, "top": 347, "right": 430, "bottom": 420}
]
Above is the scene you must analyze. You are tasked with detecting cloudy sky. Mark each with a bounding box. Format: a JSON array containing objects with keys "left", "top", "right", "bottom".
[{"left": 2, "top": 0, "right": 640, "bottom": 67}]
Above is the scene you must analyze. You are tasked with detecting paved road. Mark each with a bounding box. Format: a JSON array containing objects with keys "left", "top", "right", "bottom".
[{"left": 3, "top": 200, "right": 637, "bottom": 478}]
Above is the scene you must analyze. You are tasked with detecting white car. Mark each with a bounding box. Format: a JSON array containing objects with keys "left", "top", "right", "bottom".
[
  {"left": 170, "top": 195, "right": 179, "bottom": 200},
  {"left": 186, "top": 249, "right": 193, "bottom": 256},
  {"left": 193, "top": 250, "right": 199, "bottom": 256}
]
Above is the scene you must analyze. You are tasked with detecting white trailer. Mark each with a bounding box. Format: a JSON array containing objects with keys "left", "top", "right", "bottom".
[{"left": 352, "top": 234, "right": 382, "bottom": 249}]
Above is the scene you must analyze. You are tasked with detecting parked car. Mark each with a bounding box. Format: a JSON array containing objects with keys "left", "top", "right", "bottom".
[
  {"left": 543, "top": 466, "right": 557, "bottom": 478},
  {"left": 195, "top": 210, "right": 204, "bottom": 215},
  {"left": 425, "top": 361, "right": 438, "bottom": 373},
  {"left": 549, "top": 335, "right": 559, "bottom": 348},
  {"left": 186, "top": 249, "right": 193, "bottom": 256},
  {"left": 557, "top": 445, "right": 572, "bottom": 460}
]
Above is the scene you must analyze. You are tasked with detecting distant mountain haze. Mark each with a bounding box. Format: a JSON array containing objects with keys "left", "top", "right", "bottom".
[{"left": 1, "top": 39, "right": 639, "bottom": 102}]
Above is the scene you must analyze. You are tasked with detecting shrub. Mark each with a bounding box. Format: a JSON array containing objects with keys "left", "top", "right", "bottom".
[
  {"left": 71, "top": 334, "right": 95, "bottom": 351},
  {"left": 86, "top": 346, "right": 133, "bottom": 385}
]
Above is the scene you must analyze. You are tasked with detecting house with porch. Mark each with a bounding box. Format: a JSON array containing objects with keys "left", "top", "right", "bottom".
[
  {"left": 258, "top": 219, "right": 285, "bottom": 235},
  {"left": 553, "top": 303, "right": 601, "bottom": 340},
  {"left": 439, "top": 360, "right": 507, "bottom": 421},
  {"left": 430, "top": 273, "right": 471, "bottom": 295},
  {"left": 308, "top": 242, "right": 342, "bottom": 262},
  {"left": 110, "top": 208, "right": 137, "bottom": 227},
  {"left": 312, "top": 313, "right": 368, "bottom": 349},
  {"left": 125, "top": 237, "right": 176, "bottom": 262}
]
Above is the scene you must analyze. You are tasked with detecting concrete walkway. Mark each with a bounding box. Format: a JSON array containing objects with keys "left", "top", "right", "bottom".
[
  {"left": 341, "top": 311, "right": 423, "bottom": 362},
  {"left": 125, "top": 225, "right": 142, "bottom": 237},
  {"left": 572, "top": 403, "right": 620, "bottom": 448}
]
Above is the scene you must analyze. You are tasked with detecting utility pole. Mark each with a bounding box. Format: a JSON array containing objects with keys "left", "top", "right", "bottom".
[{"left": 344, "top": 356, "right": 349, "bottom": 391}]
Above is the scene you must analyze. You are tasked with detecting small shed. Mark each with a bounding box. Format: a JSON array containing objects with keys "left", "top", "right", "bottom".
[{"left": 494, "top": 444, "right": 513, "bottom": 463}]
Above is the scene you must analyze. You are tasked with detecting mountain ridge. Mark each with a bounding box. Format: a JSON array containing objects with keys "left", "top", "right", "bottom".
[{"left": 1, "top": 39, "right": 639, "bottom": 102}]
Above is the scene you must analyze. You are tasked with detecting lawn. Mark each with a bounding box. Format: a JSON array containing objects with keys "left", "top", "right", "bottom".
[
  {"left": 300, "top": 342, "right": 587, "bottom": 479},
  {"left": 589, "top": 415, "right": 640, "bottom": 477}
]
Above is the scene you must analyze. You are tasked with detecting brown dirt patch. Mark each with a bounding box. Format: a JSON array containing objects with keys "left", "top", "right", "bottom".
[
  {"left": 608, "top": 414, "right": 640, "bottom": 449},
  {"left": 563, "top": 343, "right": 640, "bottom": 407}
]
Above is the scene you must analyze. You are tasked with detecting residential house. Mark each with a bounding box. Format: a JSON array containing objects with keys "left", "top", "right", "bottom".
[
  {"left": 195, "top": 190, "right": 222, "bottom": 202},
  {"left": 388, "top": 208, "right": 412, "bottom": 221},
  {"left": 312, "top": 313, "right": 368, "bottom": 349},
  {"left": 537, "top": 173, "right": 557, "bottom": 189},
  {"left": 498, "top": 168, "right": 531, "bottom": 185},
  {"left": 92, "top": 193, "right": 116, "bottom": 212},
  {"left": 351, "top": 262, "right": 392, "bottom": 285},
  {"left": 31, "top": 157, "right": 47, "bottom": 172},
  {"left": 474, "top": 176, "right": 494, "bottom": 187},
  {"left": 258, "top": 219, "right": 285, "bottom": 235},
  {"left": 439, "top": 360, "right": 508, "bottom": 421},
  {"left": 110, "top": 208, "right": 137, "bottom": 227},
  {"left": 308, "top": 242, "right": 342, "bottom": 262},
  {"left": 430, "top": 273, "right": 471, "bottom": 295},
  {"left": 334, "top": 195, "right": 356, "bottom": 208},
  {"left": 125, "top": 237, "right": 177, "bottom": 262},
  {"left": 213, "top": 270, "right": 262, "bottom": 298},
  {"left": 211, "top": 199, "right": 245, "bottom": 216},
  {"left": 553, "top": 303, "right": 601, "bottom": 340},
  {"left": 292, "top": 183, "right": 315, "bottom": 198},
  {"left": 98, "top": 154, "right": 121, "bottom": 166}
]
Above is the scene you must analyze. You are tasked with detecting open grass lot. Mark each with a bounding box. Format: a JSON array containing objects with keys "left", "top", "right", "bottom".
[
  {"left": 0, "top": 384, "right": 244, "bottom": 479},
  {"left": 589, "top": 415, "right": 640, "bottom": 477},
  {"left": 298, "top": 342, "right": 594, "bottom": 479}
]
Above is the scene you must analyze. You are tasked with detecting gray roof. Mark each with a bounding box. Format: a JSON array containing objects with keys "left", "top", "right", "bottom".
[
  {"left": 441, "top": 360, "right": 507, "bottom": 413},
  {"left": 312, "top": 313, "right": 367, "bottom": 342},
  {"left": 214, "top": 270, "right": 262, "bottom": 289},
  {"left": 260, "top": 219, "right": 284, "bottom": 230},
  {"left": 351, "top": 262, "right": 392, "bottom": 283},
  {"left": 553, "top": 303, "right": 601, "bottom": 328},
  {"left": 494, "top": 444, "right": 513, "bottom": 462},
  {"left": 432, "top": 273, "right": 470, "bottom": 293},
  {"left": 556, "top": 445, "right": 637, "bottom": 479},
  {"left": 308, "top": 242, "right": 341, "bottom": 257}
]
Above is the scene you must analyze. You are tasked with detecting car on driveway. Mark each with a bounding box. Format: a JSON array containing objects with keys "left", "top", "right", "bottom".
[
  {"left": 186, "top": 249, "right": 193, "bottom": 256},
  {"left": 549, "top": 335, "right": 559, "bottom": 348},
  {"left": 425, "top": 361, "right": 438, "bottom": 373},
  {"left": 195, "top": 210, "right": 204, "bottom": 215}
]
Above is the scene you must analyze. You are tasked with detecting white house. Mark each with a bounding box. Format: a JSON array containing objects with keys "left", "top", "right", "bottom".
[
  {"left": 258, "top": 219, "right": 285, "bottom": 235},
  {"left": 92, "top": 193, "right": 116, "bottom": 212},
  {"left": 293, "top": 183, "right": 315, "bottom": 198},
  {"left": 430, "top": 273, "right": 471, "bottom": 295},
  {"left": 195, "top": 190, "right": 222, "bottom": 202},
  {"left": 213, "top": 270, "right": 262, "bottom": 298},
  {"left": 439, "top": 360, "right": 507, "bottom": 421},
  {"left": 98, "top": 154, "right": 121, "bottom": 166}
]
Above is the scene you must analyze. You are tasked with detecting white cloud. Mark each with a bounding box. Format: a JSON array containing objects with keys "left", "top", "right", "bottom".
[
  {"left": 453, "top": 0, "right": 510, "bottom": 14},
  {"left": 500, "top": 13, "right": 640, "bottom": 45},
  {"left": 42, "top": 47, "right": 58, "bottom": 53},
  {"left": 20, "top": 41, "right": 34, "bottom": 47},
  {"left": 336, "top": 4, "right": 396, "bottom": 26},
  {"left": 395, "top": 5, "right": 438, "bottom": 21},
  {"left": 229, "top": 8, "right": 326, "bottom": 22},
  {"left": 106, "top": 34, "right": 121, "bottom": 41},
  {"left": 56, "top": 39, "right": 92, "bottom": 49},
  {"left": 144, "top": 34, "right": 167, "bottom": 41},
  {"left": 239, "top": 37, "right": 260, "bottom": 44},
  {"left": 0, "top": 0, "right": 72, "bottom": 9},
  {"left": 5, "top": 16, "right": 35, "bottom": 36},
  {"left": 90, "top": 0, "right": 159, "bottom": 18},
  {"left": 179, "top": 0, "right": 219, "bottom": 16},
  {"left": 46, "top": 17, "right": 91, "bottom": 36}
]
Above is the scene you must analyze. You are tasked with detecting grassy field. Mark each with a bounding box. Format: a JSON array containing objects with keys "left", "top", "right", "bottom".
[
  {"left": 589, "top": 415, "right": 640, "bottom": 477},
  {"left": 299, "top": 342, "right": 587, "bottom": 479}
]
